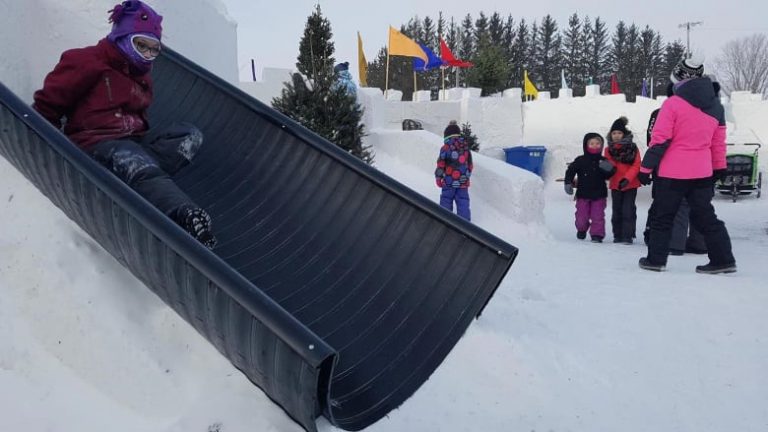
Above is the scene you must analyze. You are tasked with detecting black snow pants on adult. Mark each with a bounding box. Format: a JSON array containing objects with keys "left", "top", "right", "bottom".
[
  {"left": 646, "top": 177, "right": 735, "bottom": 266},
  {"left": 88, "top": 122, "right": 203, "bottom": 217}
]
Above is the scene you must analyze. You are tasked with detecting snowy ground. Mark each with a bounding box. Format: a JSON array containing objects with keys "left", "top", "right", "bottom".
[{"left": 1, "top": 146, "right": 767, "bottom": 431}]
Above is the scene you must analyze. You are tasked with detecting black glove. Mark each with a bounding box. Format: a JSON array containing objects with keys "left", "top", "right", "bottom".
[
  {"left": 564, "top": 183, "right": 574, "bottom": 195},
  {"left": 598, "top": 159, "right": 615, "bottom": 175},
  {"left": 638, "top": 172, "right": 652, "bottom": 185},
  {"left": 618, "top": 178, "right": 629, "bottom": 190},
  {"left": 713, "top": 169, "right": 728, "bottom": 183}
]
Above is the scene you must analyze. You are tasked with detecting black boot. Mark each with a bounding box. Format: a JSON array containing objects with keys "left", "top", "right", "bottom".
[
  {"left": 591, "top": 235, "right": 603, "bottom": 243},
  {"left": 695, "top": 262, "right": 737, "bottom": 274},
  {"left": 577, "top": 231, "right": 587, "bottom": 240},
  {"left": 639, "top": 257, "right": 665, "bottom": 272},
  {"left": 175, "top": 205, "right": 217, "bottom": 249}
]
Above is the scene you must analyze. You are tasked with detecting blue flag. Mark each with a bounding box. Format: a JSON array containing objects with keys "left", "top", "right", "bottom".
[
  {"left": 413, "top": 42, "right": 444, "bottom": 72},
  {"left": 641, "top": 78, "right": 648, "bottom": 98}
]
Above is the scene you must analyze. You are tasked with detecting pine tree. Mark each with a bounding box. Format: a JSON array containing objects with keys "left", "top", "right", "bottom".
[
  {"left": 458, "top": 14, "right": 474, "bottom": 87},
  {"left": 273, "top": 5, "right": 373, "bottom": 164},
  {"left": 474, "top": 12, "right": 490, "bottom": 48},
  {"left": 562, "top": 13, "right": 583, "bottom": 94},
  {"left": 502, "top": 15, "right": 517, "bottom": 89},
  {"left": 585, "top": 17, "right": 609, "bottom": 90},
  {"left": 535, "top": 15, "right": 561, "bottom": 94},
  {"left": 366, "top": 46, "right": 388, "bottom": 91},
  {"left": 528, "top": 20, "right": 540, "bottom": 88},
  {"left": 489, "top": 12, "right": 504, "bottom": 47},
  {"left": 468, "top": 44, "right": 510, "bottom": 95},
  {"left": 510, "top": 19, "right": 530, "bottom": 91},
  {"left": 663, "top": 40, "right": 687, "bottom": 91},
  {"left": 609, "top": 21, "right": 629, "bottom": 94},
  {"left": 461, "top": 123, "right": 479, "bottom": 151},
  {"left": 639, "top": 26, "right": 665, "bottom": 98}
]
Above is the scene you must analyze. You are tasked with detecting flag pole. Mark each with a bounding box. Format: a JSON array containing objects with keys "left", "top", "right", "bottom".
[
  {"left": 441, "top": 67, "right": 445, "bottom": 100},
  {"left": 413, "top": 70, "right": 417, "bottom": 97},
  {"left": 385, "top": 47, "right": 390, "bottom": 100}
]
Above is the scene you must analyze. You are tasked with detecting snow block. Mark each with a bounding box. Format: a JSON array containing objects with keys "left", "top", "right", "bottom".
[{"left": 0, "top": 47, "right": 517, "bottom": 432}]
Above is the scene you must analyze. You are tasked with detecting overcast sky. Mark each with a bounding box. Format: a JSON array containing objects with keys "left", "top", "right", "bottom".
[{"left": 220, "top": 0, "right": 767, "bottom": 83}]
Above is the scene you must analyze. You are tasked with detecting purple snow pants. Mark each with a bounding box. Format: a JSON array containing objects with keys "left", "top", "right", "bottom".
[
  {"left": 575, "top": 197, "right": 606, "bottom": 237},
  {"left": 440, "top": 187, "right": 471, "bottom": 221}
]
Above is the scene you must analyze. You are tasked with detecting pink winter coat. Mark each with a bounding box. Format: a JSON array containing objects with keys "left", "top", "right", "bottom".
[{"left": 641, "top": 77, "right": 726, "bottom": 179}]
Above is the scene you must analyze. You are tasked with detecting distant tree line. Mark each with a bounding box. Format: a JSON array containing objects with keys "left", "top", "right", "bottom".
[{"left": 366, "top": 12, "right": 688, "bottom": 101}]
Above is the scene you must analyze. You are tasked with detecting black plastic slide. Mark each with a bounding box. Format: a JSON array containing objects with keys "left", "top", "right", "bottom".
[{"left": 0, "top": 47, "right": 517, "bottom": 431}]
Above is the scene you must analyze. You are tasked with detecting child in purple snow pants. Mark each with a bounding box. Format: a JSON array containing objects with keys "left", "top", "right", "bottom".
[{"left": 575, "top": 197, "right": 606, "bottom": 238}]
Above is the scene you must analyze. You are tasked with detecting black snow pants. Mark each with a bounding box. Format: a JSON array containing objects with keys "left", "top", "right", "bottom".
[
  {"left": 646, "top": 177, "right": 735, "bottom": 266},
  {"left": 88, "top": 122, "right": 203, "bottom": 217}
]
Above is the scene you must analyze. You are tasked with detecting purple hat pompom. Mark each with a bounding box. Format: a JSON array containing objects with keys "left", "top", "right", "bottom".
[{"left": 107, "top": 1, "right": 163, "bottom": 42}]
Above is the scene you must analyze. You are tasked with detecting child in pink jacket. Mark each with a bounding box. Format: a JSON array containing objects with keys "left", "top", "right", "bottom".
[{"left": 638, "top": 57, "right": 735, "bottom": 274}]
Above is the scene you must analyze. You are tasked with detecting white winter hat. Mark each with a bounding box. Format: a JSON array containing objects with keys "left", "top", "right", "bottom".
[{"left": 670, "top": 55, "right": 705, "bottom": 84}]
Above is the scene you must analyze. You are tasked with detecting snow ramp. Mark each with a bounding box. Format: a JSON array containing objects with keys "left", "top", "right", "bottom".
[{"left": 0, "top": 48, "right": 517, "bottom": 431}]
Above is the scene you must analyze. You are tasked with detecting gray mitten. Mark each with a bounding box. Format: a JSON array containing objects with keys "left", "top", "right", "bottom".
[
  {"left": 564, "top": 183, "right": 574, "bottom": 195},
  {"left": 598, "top": 158, "right": 615, "bottom": 174}
]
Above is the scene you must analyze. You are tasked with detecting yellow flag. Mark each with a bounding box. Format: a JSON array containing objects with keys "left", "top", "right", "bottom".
[
  {"left": 388, "top": 26, "right": 428, "bottom": 62},
  {"left": 524, "top": 70, "right": 539, "bottom": 99},
  {"left": 358, "top": 31, "right": 368, "bottom": 87}
]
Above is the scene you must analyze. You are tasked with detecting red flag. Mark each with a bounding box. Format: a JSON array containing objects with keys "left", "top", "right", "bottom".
[
  {"left": 610, "top": 73, "right": 621, "bottom": 94},
  {"left": 440, "top": 38, "right": 473, "bottom": 68}
]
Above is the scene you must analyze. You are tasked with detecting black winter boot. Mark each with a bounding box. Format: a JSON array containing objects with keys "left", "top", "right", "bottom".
[
  {"left": 590, "top": 235, "right": 603, "bottom": 243},
  {"left": 577, "top": 231, "right": 587, "bottom": 240},
  {"left": 695, "top": 262, "right": 737, "bottom": 274},
  {"left": 175, "top": 205, "right": 217, "bottom": 249},
  {"left": 639, "top": 257, "right": 665, "bottom": 272}
]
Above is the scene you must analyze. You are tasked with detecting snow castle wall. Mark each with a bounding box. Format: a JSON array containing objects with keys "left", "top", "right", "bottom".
[{"left": 0, "top": 0, "right": 238, "bottom": 102}]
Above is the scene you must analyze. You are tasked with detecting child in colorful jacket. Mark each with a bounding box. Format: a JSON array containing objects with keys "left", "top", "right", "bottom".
[
  {"left": 564, "top": 133, "right": 616, "bottom": 242},
  {"left": 435, "top": 121, "right": 473, "bottom": 221},
  {"left": 33, "top": 1, "right": 216, "bottom": 249},
  {"left": 604, "top": 116, "right": 642, "bottom": 244}
]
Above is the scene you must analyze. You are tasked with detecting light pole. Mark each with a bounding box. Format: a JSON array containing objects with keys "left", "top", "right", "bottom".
[{"left": 678, "top": 21, "right": 703, "bottom": 58}]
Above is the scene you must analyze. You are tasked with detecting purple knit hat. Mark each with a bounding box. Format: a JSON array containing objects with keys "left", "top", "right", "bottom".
[{"left": 107, "top": 1, "right": 163, "bottom": 42}]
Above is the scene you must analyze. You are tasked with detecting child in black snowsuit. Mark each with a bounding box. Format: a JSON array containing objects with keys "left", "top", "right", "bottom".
[{"left": 564, "top": 133, "right": 616, "bottom": 242}]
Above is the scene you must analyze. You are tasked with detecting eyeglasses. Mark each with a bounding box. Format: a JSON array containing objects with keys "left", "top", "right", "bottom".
[{"left": 133, "top": 39, "right": 161, "bottom": 57}]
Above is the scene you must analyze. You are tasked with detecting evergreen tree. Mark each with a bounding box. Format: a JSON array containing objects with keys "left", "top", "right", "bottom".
[
  {"left": 562, "top": 13, "right": 584, "bottom": 94},
  {"left": 509, "top": 19, "right": 530, "bottom": 91},
  {"left": 461, "top": 123, "right": 479, "bottom": 151},
  {"left": 474, "top": 12, "right": 490, "bottom": 48},
  {"left": 458, "top": 14, "right": 474, "bottom": 87},
  {"left": 489, "top": 12, "right": 505, "bottom": 47},
  {"left": 502, "top": 15, "right": 517, "bottom": 89},
  {"left": 609, "top": 20, "right": 629, "bottom": 94},
  {"left": 639, "top": 26, "right": 665, "bottom": 98},
  {"left": 468, "top": 44, "right": 510, "bottom": 95},
  {"left": 446, "top": 17, "right": 461, "bottom": 88},
  {"left": 663, "top": 40, "right": 687, "bottom": 90},
  {"left": 366, "top": 46, "right": 388, "bottom": 91},
  {"left": 528, "top": 20, "right": 540, "bottom": 88},
  {"left": 535, "top": 15, "right": 561, "bottom": 94},
  {"left": 273, "top": 5, "right": 372, "bottom": 164},
  {"left": 585, "top": 17, "right": 609, "bottom": 90},
  {"left": 296, "top": 5, "right": 334, "bottom": 80}
]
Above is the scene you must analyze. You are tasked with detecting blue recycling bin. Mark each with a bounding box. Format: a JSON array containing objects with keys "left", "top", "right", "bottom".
[{"left": 503, "top": 146, "right": 547, "bottom": 176}]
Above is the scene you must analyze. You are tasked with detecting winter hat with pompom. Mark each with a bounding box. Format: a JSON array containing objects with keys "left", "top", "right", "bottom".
[
  {"left": 107, "top": 1, "right": 163, "bottom": 42},
  {"left": 609, "top": 116, "right": 629, "bottom": 135},
  {"left": 444, "top": 120, "right": 462, "bottom": 138},
  {"left": 670, "top": 55, "right": 704, "bottom": 84}
]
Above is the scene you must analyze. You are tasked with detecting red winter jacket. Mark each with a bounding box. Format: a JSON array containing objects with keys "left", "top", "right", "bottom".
[
  {"left": 604, "top": 143, "right": 641, "bottom": 191},
  {"left": 33, "top": 38, "right": 153, "bottom": 151}
]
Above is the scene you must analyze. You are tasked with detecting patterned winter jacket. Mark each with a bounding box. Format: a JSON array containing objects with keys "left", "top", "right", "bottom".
[
  {"left": 435, "top": 135, "right": 473, "bottom": 189},
  {"left": 33, "top": 38, "right": 153, "bottom": 151}
]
